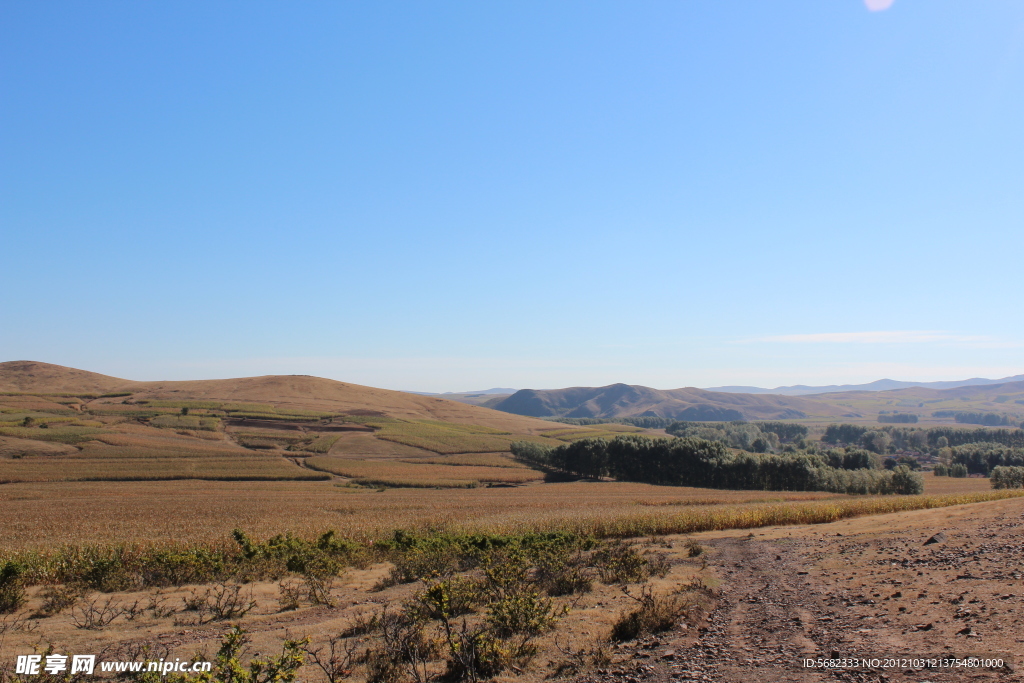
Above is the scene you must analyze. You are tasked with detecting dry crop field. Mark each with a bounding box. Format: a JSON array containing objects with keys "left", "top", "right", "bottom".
[{"left": 0, "top": 474, "right": 1007, "bottom": 551}]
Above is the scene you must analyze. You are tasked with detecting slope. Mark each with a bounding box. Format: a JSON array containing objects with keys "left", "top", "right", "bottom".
[
  {"left": 0, "top": 361, "right": 555, "bottom": 434},
  {"left": 492, "top": 383, "right": 847, "bottom": 421}
]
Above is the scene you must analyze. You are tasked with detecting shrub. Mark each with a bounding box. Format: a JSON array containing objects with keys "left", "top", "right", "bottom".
[
  {"left": 684, "top": 539, "right": 705, "bottom": 558},
  {"left": 610, "top": 584, "right": 703, "bottom": 642},
  {"left": 0, "top": 562, "right": 26, "bottom": 614},
  {"left": 533, "top": 548, "right": 592, "bottom": 596},
  {"left": 486, "top": 591, "right": 561, "bottom": 637},
  {"left": 441, "top": 620, "right": 533, "bottom": 681},
  {"left": 592, "top": 542, "right": 650, "bottom": 584},
  {"left": 418, "top": 576, "right": 483, "bottom": 619},
  {"left": 190, "top": 626, "right": 307, "bottom": 683}
]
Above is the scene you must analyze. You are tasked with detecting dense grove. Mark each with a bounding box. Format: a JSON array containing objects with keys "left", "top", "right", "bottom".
[
  {"left": 664, "top": 421, "right": 808, "bottom": 453},
  {"left": 511, "top": 435, "right": 923, "bottom": 495},
  {"left": 945, "top": 442, "right": 1024, "bottom": 475}
]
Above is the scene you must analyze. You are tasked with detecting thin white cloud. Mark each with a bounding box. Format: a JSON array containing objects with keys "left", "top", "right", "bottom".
[
  {"left": 746, "top": 331, "right": 992, "bottom": 345},
  {"left": 865, "top": 0, "right": 895, "bottom": 12}
]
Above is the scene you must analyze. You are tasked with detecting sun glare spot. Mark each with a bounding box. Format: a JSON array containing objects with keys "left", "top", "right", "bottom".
[{"left": 864, "top": 0, "right": 895, "bottom": 11}]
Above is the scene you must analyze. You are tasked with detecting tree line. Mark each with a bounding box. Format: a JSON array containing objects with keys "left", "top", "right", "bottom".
[
  {"left": 823, "top": 424, "right": 1024, "bottom": 452},
  {"left": 511, "top": 435, "right": 923, "bottom": 495},
  {"left": 878, "top": 413, "right": 918, "bottom": 423},
  {"left": 932, "top": 411, "right": 1015, "bottom": 426},
  {"left": 942, "top": 442, "right": 1024, "bottom": 476}
]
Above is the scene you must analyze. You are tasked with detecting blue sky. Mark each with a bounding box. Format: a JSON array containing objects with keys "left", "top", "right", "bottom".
[{"left": 2, "top": 1, "right": 1023, "bottom": 391}]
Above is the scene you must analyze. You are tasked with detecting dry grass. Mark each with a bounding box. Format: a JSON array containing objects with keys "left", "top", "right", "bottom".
[
  {"left": 304, "top": 456, "right": 541, "bottom": 484},
  {"left": 0, "top": 426, "right": 108, "bottom": 444},
  {"left": 403, "top": 452, "right": 526, "bottom": 468},
  {"left": 917, "top": 472, "right": 994, "bottom": 494},
  {"left": 0, "top": 456, "right": 325, "bottom": 483},
  {"left": 149, "top": 415, "right": 221, "bottom": 431},
  {"left": 369, "top": 420, "right": 520, "bottom": 454}
]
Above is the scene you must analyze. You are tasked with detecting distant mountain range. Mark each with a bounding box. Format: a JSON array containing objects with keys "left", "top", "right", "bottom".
[
  {"left": 704, "top": 375, "right": 1024, "bottom": 396},
  {"left": 489, "top": 383, "right": 846, "bottom": 421},
  {"left": 489, "top": 378, "right": 1024, "bottom": 423}
]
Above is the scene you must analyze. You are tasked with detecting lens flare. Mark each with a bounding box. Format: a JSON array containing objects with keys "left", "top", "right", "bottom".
[{"left": 864, "top": 0, "right": 895, "bottom": 10}]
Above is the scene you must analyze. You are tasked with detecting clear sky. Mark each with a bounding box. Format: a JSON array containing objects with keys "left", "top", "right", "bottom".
[{"left": 2, "top": 1, "right": 1022, "bottom": 392}]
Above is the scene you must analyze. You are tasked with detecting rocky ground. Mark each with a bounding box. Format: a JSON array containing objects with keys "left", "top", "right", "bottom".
[{"left": 575, "top": 498, "right": 1024, "bottom": 683}]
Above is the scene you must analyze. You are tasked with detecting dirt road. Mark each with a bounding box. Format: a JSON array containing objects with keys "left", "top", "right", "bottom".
[{"left": 579, "top": 500, "right": 1024, "bottom": 683}]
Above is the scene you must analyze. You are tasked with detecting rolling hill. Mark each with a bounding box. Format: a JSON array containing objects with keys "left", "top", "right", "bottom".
[
  {"left": 0, "top": 361, "right": 569, "bottom": 487},
  {"left": 0, "top": 361, "right": 553, "bottom": 434},
  {"left": 490, "top": 383, "right": 848, "bottom": 421}
]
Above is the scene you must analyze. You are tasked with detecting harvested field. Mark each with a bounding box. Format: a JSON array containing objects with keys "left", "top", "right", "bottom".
[
  {"left": 0, "top": 456, "right": 326, "bottom": 483},
  {"left": 368, "top": 419, "right": 521, "bottom": 453},
  {"left": 403, "top": 452, "right": 526, "bottom": 467},
  {"left": 0, "top": 473, "right": 1005, "bottom": 551},
  {"left": 303, "top": 455, "right": 542, "bottom": 484}
]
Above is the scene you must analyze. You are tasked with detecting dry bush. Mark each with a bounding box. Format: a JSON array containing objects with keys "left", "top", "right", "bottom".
[
  {"left": 339, "top": 610, "right": 381, "bottom": 638},
  {"left": 551, "top": 637, "right": 612, "bottom": 677},
  {"left": 71, "top": 594, "right": 126, "bottom": 630},
  {"left": 37, "top": 583, "right": 86, "bottom": 616},
  {"left": 302, "top": 635, "right": 361, "bottom": 683},
  {"left": 181, "top": 582, "right": 256, "bottom": 624},
  {"left": 277, "top": 579, "right": 304, "bottom": 611},
  {"left": 364, "top": 607, "right": 436, "bottom": 683},
  {"left": 609, "top": 583, "right": 708, "bottom": 642},
  {"left": 146, "top": 590, "right": 179, "bottom": 619}
]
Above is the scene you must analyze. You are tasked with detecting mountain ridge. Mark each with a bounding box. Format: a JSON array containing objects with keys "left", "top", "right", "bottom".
[{"left": 705, "top": 374, "right": 1024, "bottom": 396}]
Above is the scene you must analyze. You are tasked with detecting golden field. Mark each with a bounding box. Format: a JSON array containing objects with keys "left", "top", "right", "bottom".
[{"left": 0, "top": 473, "right": 1009, "bottom": 552}]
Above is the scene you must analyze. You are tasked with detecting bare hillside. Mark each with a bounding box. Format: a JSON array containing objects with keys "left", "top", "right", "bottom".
[{"left": 0, "top": 361, "right": 557, "bottom": 434}]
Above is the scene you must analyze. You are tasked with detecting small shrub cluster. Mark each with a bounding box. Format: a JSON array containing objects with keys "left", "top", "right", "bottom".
[
  {"left": 181, "top": 582, "right": 256, "bottom": 624},
  {"left": 609, "top": 582, "right": 709, "bottom": 642}
]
